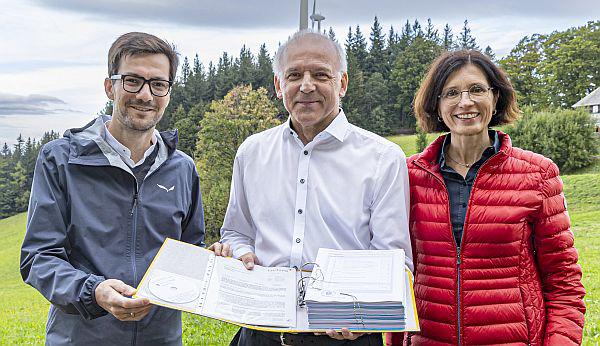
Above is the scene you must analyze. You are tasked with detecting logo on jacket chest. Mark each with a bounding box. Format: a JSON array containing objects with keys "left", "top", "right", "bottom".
[{"left": 157, "top": 184, "right": 175, "bottom": 192}]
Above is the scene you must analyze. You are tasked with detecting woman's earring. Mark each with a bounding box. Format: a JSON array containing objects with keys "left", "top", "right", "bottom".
[
  {"left": 437, "top": 115, "right": 443, "bottom": 122},
  {"left": 492, "top": 109, "right": 497, "bottom": 116}
]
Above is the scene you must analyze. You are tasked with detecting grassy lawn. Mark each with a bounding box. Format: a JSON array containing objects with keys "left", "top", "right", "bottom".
[
  {"left": 1, "top": 136, "right": 598, "bottom": 345},
  {"left": 0, "top": 212, "right": 238, "bottom": 345},
  {"left": 387, "top": 133, "right": 439, "bottom": 157}
]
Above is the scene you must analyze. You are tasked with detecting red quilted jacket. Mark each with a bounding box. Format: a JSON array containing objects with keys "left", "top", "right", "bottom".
[{"left": 388, "top": 132, "right": 585, "bottom": 345}]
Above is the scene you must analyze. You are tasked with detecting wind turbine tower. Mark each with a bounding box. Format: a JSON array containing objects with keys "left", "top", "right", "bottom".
[
  {"left": 299, "top": 0, "right": 308, "bottom": 30},
  {"left": 310, "top": 0, "right": 325, "bottom": 32}
]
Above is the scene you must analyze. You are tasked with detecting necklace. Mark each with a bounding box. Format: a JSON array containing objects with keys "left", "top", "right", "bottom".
[{"left": 446, "top": 151, "right": 476, "bottom": 168}]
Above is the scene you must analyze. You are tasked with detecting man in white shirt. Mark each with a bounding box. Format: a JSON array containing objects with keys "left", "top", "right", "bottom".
[{"left": 211, "top": 30, "right": 411, "bottom": 346}]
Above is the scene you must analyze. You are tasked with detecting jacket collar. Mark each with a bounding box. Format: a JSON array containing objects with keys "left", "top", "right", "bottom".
[
  {"left": 413, "top": 130, "right": 512, "bottom": 173},
  {"left": 65, "top": 115, "right": 178, "bottom": 176}
]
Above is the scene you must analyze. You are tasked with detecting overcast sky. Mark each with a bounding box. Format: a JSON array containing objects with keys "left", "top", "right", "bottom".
[{"left": 1, "top": 0, "right": 598, "bottom": 146}]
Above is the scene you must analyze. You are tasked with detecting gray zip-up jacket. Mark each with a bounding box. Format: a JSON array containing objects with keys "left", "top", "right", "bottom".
[{"left": 20, "top": 115, "right": 205, "bottom": 345}]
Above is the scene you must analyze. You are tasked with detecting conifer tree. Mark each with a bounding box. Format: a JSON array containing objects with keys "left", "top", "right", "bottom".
[
  {"left": 256, "top": 43, "right": 274, "bottom": 95},
  {"left": 180, "top": 57, "right": 191, "bottom": 85},
  {"left": 392, "top": 36, "right": 443, "bottom": 128},
  {"left": 364, "top": 72, "right": 391, "bottom": 134},
  {"left": 328, "top": 27, "right": 337, "bottom": 42},
  {"left": 367, "top": 16, "right": 387, "bottom": 76},
  {"left": 484, "top": 46, "right": 496, "bottom": 61},
  {"left": 458, "top": 19, "right": 479, "bottom": 50},
  {"left": 425, "top": 18, "right": 439, "bottom": 43},
  {"left": 235, "top": 45, "right": 255, "bottom": 87},
  {"left": 442, "top": 23, "right": 454, "bottom": 51},
  {"left": 412, "top": 19, "right": 423, "bottom": 38},
  {"left": 351, "top": 26, "right": 369, "bottom": 71}
]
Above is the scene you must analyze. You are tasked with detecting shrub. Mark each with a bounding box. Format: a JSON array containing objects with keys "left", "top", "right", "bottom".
[
  {"left": 195, "top": 85, "right": 280, "bottom": 242},
  {"left": 506, "top": 107, "right": 599, "bottom": 172},
  {"left": 415, "top": 126, "right": 428, "bottom": 153}
]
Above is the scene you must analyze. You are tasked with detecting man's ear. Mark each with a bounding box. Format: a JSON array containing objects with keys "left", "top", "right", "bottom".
[
  {"left": 339, "top": 72, "right": 349, "bottom": 98},
  {"left": 274, "top": 74, "right": 283, "bottom": 99},
  {"left": 104, "top": 78, "right": 115, "bottom": 100}
]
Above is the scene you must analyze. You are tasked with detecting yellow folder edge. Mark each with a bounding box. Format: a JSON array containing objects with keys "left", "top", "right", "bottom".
[{"left": 135, "top": 238, "right": 421, "bottom": 333}]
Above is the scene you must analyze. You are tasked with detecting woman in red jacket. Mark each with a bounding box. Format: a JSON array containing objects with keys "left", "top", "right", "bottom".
[{"left": 388, "top": 50, "right": 585, "bottom": 345}]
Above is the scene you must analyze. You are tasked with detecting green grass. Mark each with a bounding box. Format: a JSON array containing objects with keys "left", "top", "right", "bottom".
[
  {"left": 387, "top": 133, "right": 438, "bottom": 157},
  {"left": 0, "top": 213, "right": 48, "bottom": 345},
  {"left": 1, "top": 136, "right": 599, "bottom": 345},
  {"left": 0, "top": 212, "right": 238, "bottom": 345}
]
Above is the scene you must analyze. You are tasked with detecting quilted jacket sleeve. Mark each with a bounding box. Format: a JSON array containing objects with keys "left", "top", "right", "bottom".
[{"left": 532, "top": 163, "right": 586, "bottom": 345}]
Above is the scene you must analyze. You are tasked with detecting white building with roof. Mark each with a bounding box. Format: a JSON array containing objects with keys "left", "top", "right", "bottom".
[{"left": 573, "top": 87, "right": 600, "bottom": 130}]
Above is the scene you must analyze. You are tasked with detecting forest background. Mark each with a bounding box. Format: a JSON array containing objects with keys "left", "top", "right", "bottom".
[{"left": 1, "top": 18, "right": 597, "bottom": 228}]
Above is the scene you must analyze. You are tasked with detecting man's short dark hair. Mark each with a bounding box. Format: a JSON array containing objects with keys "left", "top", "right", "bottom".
[
  {"left": 108, "top": 32, "right": 179, "bottom": 82},
  {"left": 414, "top": 49, "right": 520, "bottom": 133}
]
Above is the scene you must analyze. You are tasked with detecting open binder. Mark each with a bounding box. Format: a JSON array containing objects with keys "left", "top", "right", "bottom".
[{"left": 135, "top": 238, "right": 419, "bottom": 332}]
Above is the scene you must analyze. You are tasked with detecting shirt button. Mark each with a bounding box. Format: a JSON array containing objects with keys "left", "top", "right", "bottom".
[
  {"left": 296, "top": 238, "right": 301, "bottom": 243},
  {"left": 303, "top": 150, "right": 309, "bottom": 155},
  {"left": 462, "top": 203, "right": 467, "bottom": 208},
  {"left": 298, "top": 209, "right": 303, "bottom": 214},
  {"left": 300, "top": 178, "right": 305, "bottom": 184}
]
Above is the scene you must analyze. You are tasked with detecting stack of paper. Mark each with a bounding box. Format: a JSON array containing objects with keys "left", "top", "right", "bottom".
[{"left": 304, "top": 248, "right": 407, "bottom": 330}]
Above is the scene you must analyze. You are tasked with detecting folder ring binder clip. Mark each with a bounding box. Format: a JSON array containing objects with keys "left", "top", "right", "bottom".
[
  {"left": 296, "top": 262, "right": 365, "bottom": 328},
  {"left": 296, "top": 262, "right": 321, "bottom": 307}
]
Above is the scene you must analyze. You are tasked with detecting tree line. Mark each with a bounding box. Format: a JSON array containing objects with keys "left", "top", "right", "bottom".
[
  {"left": 1, "top": 18, "right": 598, "bottom": 220},
  {"left": 0, "top": 132, "right": 59, "bottom": 218},
  {"left": 157, "top": 18, "right": 498, "bottom": 156}
]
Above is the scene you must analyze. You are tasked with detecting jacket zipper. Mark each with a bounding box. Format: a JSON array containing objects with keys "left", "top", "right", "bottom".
[
  {"left": 457, "top": 245, "right": 461, "bottom": 345},
  {"left": 415, "top": 151, "right": 500, "bottom": 346},
  {"left": 130, "top": 180, "right": 139, "bottom": 346}
]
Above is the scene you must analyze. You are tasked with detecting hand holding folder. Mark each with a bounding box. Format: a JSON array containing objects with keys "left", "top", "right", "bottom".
[{"left": 135, "top": 238, "right": 419, "bottom": 332}]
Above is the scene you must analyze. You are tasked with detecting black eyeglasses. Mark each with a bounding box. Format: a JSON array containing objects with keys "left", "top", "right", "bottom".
[{"left": 110, "top": 74, "right": 173, "bottom": 97}]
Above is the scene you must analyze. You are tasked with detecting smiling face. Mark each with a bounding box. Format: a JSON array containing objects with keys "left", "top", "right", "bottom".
[
  {"left": 438, "top": 63, "right": 497, "bottom": 137},
  {"left": 104, "top": 53, "right": 171, "bottom": 132},
  {"left": 274, "top": 35, "right": 348, "bottom": 135}
]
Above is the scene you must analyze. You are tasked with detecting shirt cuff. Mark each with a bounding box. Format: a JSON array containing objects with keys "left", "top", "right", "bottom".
[{"left": 232, "top": 244, "right": 255, "bottom": 260}]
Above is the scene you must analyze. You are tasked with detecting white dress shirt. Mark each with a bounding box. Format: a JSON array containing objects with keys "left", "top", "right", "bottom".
[{"left": 220, "top": 110, "right": 413, "bottom": 271}]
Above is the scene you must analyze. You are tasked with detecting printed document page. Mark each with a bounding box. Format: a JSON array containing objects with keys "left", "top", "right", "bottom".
[
  {"left": 201, "top": 256, "right": 297, "bottom": 327},
  {"left": 305, "top": 249, "right": 405, "bottom": 303}
]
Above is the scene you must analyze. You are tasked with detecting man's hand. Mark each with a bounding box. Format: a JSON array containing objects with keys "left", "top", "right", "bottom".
[
  {"left": 208, "top": 242, "right": 232, "bottom": 257},
  {"left": 208, "top": 243, "right": 258, "bottom": 270},
  {"left": 238, "top": 251, "right": 259, "bottom": 270},
  {"left": 315, "top": 328, "right": 368, "bottom": 341},
  {"left": 95, "top": 279, "right": 152, "bottom": 321}
]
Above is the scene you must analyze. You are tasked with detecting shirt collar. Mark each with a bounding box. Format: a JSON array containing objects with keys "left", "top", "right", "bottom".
[
  {"left": 282, "top": 108, "right": 349, "bottom": 143},
  {"left": 102, "top": 120, "right": 158, "bottom": 168},
  {"left": 439, "top": 129, "right": 500, "bottom": 167}
]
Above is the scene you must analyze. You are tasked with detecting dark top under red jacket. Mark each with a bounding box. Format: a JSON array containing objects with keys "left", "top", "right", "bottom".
[{"left": 388, "top": 132, "right": 585, "bottom": 345}]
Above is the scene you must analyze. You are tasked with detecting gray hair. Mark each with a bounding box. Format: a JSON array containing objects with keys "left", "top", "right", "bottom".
[{"left": 272, "top": 29, "right": 347, "bottom": 78}]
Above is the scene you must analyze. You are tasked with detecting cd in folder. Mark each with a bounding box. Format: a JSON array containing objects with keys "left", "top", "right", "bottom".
[{"left": 148, "top": 272, "right": 201, "bottom": 304}]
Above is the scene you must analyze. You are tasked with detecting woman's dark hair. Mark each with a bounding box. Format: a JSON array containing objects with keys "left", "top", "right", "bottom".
[{"left": 414, "top": 49, "right": 520, "bottom": 132}]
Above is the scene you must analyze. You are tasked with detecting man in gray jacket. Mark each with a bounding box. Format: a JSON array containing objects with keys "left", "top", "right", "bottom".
[{"left": 20, "top": 32, "right": 205, "bottom": 345}]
